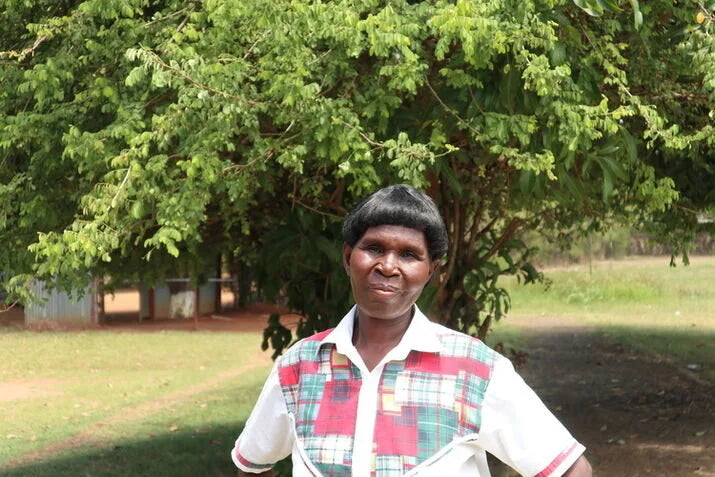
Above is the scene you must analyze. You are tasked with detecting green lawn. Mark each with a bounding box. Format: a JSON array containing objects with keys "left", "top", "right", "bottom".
[
  {"left": 1, "top": 256, "right": 711, "bottom": 475},
  {"left": 496, "top": 255, "right": 715, "bottom": 381},
  {"left": 0, "top": 330, "right": 271, "bottom": 476}
]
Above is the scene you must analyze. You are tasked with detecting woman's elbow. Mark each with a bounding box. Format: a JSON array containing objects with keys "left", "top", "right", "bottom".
[{"left": 564, "top": 455, "right": 592, "bottom": 477}]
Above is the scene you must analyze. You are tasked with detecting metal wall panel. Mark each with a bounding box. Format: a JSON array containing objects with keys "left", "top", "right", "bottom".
[
  {"left": 139, "top": 282, "right": 217, "bottom": 319},
  {"left": 198, "top": 282, "right": 217, "bottom": 315},
  {"left": 25, "top": 280, "right": 96, "bottom": 325}
]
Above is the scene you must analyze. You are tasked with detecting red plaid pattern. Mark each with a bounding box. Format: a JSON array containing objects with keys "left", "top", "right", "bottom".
[
  {"left": 277, "top": 326, "right": 496, "bottom": 476},
  {"left": 234, "top": 306, "right": 585, "bottom": 476},
  {"left": 314, "top": 380, "right": 360, "bottom": 434}
]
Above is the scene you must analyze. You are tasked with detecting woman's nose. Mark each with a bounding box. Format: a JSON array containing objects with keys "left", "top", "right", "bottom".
[{"left": 377, "top": 252, "right": 398, "bottom": 275}]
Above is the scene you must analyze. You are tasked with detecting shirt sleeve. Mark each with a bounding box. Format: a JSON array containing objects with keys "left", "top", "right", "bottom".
[
  {"left": 231, "top": 361, "right": 294, "bottom": 473},
  {"left": 478, "top": 355, "right": 586, "bottom": 477}
]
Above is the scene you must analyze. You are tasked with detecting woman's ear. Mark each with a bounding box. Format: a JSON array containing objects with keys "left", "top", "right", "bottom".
[
  {"left": 342, "top": 243, "right": 353, "bottom": 274},
  {"left": 427, "top": 259, "right": 440, "bottom": 282}
]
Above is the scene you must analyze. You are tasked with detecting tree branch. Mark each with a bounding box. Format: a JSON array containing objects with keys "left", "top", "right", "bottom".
[
  {"left": 144, "top": 7, "right": 190, "bottom": 27},
  {"left": 142, "top": 91, "right": 173, "bottom": 110},
  {"left": 0, "top": 299, "right": 21, "bottom": 313},
  {"left": 143, "top": 50, "right": 261, "bottom": 106},
  {"left": 222, "top": 155, "right": 263, "bottom": 173},
  {"left": 0, "top": 35, "right": 47, "bottom": 61},
  {"left": 480, "top": 218, "right": 524, "bottom": 262},
  {"left": 290, "top": 197, "right": 343, "bottom": 219},
  {"left": 243, "top": 30, "right": 272, "bottom": 60},
  {"left": 436, "top": 195, "right": 460, "bottom": 306},
  {"left": 176, "top": 15, "right": 190, "bottom": 33},
  {"left": 424, "top": 79, "right": 482, "bottom": 139},
  {"left": 109, "top": 168, "right": 131, "bottom": 209}
]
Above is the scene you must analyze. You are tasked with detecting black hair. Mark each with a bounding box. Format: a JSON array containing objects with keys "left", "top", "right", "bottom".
[{"left": 342, "top": 184, "right": 448, "bottom": 260}]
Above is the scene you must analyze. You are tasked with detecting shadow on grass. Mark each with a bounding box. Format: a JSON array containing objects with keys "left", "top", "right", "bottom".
[
  {"left": 0, "top": 423, "right": 244, "bottom": 477},
  {"left": 601, "top": 324, "right": 715, "bottom": 382}
]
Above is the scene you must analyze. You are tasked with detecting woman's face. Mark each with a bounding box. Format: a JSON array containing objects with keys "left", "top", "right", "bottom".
[{"left": 342, "top": 225, "right": 438, "bottom": 322}]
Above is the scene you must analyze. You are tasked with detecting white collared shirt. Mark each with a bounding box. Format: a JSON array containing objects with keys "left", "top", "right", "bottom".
[{"left": 232, "top": 306, "right": 585, "bottom": 476}]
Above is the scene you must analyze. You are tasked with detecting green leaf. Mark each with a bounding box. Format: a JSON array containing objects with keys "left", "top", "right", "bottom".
[
  {"left": 573, "top": 0, "right": 604, "bottom": 16},
  {"left": 166, "top": 242, "right": 180, "bottom": 258},
  {"left": 630, "top": 0, "right": 643, "bottom": 29},
  {"left": 519, "top": 169, "right": 536, "bottom": 194},
  {"left": 602, "top": 171, "right": 614, "bottom": 202},
  {"left": 131, "top": 201, "right": 146, "bottom": 219},
  {"left": 634, "top": 10, "right": 643, "bottom": 29},
  {"left": 620, "top": 126, "right": 638, "bottom": 165},
  {"left": 597, "top": 0, "right": 622, "bottom": 12}
]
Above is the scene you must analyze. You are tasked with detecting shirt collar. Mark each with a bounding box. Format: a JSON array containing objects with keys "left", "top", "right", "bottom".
[{"left": 319, "top": 304, "right": 443, "bottom": 360}]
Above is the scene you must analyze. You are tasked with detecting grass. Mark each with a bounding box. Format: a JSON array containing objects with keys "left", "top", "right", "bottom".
[
  {"left": 498, "top": 255, "right": 715, "bottom": 381},
  {"left": 483, "top": 320, "right": 524, "bottom": 354},
  {"left": 0, "top": 330, "right": 271, "bottom": 476},
  {"left": 1, "top": 256, "right": 712, "bottom": 475}
]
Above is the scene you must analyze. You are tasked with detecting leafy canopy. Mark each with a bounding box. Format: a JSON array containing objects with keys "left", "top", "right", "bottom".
[{"left": 1, "top": 0, "right": 712, "bottom": 346}]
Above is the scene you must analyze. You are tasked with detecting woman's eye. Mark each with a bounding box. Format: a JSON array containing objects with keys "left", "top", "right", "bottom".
[
  {"left": 401, "top": 250, "right": 417, "bottom": 259},
  {"left": 365, "top": 245, "right": 382, "bottom": 253}
]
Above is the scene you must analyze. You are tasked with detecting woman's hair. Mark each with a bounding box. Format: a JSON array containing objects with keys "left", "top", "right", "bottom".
[{"left": 342, "top": 184, "right": 448, "bottom": 260}]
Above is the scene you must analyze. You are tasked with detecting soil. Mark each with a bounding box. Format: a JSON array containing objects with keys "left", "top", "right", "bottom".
[
  {"left": 1, "top": 295, "right": 713, "bottom": 476},
  {"left": 0, "top": 379, "right": 64, "bottom": 403},
  {"left": 507, "top": 315, "right": 714, "bottom": 477}
]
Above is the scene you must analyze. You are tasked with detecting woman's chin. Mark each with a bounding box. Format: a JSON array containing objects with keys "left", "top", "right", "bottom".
[{"left": 357, "top": 303, "right": 412, "bottom": 322}]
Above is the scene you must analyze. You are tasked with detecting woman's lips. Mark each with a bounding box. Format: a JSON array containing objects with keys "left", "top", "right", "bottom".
[{"left": 368, "top": 284, "right": 399, "bottom": 296}]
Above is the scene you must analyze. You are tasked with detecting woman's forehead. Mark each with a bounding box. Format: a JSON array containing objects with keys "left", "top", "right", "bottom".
[{"left": 359, "top": 224, "right": 427, "bottom": 246}]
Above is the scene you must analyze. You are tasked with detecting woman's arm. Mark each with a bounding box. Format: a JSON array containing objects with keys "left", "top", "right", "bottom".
[
  {"left": 237, "top": 470, "right": 273, "bottom": 477},
  {"left": 231, "top": 363, "right": 293, "bottom": 475},
  {"left": 563, "top": 455, "right": 592, "bottom": 477}
]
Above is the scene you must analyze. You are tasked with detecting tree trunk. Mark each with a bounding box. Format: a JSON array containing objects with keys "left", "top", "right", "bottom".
[{"left": 214, "top": 254, "right": 222, "bottom": 313}]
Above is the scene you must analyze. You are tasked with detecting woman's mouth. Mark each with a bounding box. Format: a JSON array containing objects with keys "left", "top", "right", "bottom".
[{"left": 368, "top": 285, "right": 399, "bottom": 296}]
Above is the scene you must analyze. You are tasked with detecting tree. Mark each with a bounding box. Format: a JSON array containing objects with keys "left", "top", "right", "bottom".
[{"left": 1, "top": 0, "right": 712, "bottom": 349}]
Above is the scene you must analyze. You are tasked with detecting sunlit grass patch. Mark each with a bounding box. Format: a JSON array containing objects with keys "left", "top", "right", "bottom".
[
  {"left": 501, "top": 256, "right": 715, "bottom": 381},
  {"left": 0, "top": 330, "right": 271, "bottom": 474}
]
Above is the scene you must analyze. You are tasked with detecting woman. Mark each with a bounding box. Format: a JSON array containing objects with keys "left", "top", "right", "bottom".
[{"left": 232, "top": 184, "right": 591, "bottom": 476}]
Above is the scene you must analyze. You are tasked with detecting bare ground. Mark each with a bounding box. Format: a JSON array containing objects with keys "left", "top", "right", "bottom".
[
  {"left": 0, "top": 379, "right": 64, "bottom": 403},
  {"left": 509, "top": 315, "right": 714, "bottom": 477}
]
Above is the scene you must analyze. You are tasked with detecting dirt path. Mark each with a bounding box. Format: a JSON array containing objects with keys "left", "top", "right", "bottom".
[
  {"left": 4, "top": 345, "right": 272, "bottom": 469},
  {"left": 510, "top": 315, "right": 714, "bottom": 477}
]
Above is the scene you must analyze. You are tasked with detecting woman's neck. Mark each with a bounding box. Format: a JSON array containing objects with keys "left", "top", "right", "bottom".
[{"left": 352, "top": 307, "right": 413, "bottom": 371}]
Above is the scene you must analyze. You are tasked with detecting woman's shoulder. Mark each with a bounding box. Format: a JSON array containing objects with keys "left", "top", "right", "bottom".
[
  {"left": 278, "top": 328, "right": 335, "bottom": 366},
  {"left": 428, "top": 320, "right": 499, "bottom": 362}
]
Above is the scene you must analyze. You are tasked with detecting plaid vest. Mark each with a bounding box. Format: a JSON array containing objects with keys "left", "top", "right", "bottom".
[{"left": 277, "top": 328, "right": 496, "bottom": 476}]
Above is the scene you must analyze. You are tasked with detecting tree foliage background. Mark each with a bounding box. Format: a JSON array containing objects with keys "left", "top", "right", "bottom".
[{"left": 1, "top": 0, "right": 713, "bottom": 350}]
